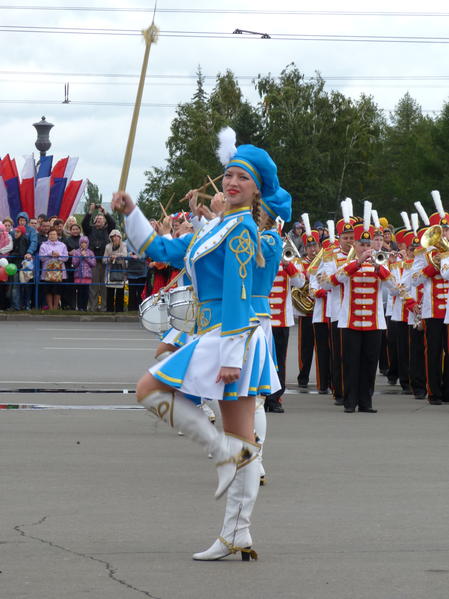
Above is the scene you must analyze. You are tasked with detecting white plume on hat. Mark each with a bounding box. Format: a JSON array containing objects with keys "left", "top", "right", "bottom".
[
  {"left": 341, "top": 199, "right": 351, "bottom": 224},
  {"left": 327, "top": 219, "right": 335, "bottom": 243},
  {"left": 431, "top": 190, "right": 445, "bottom": 218},
  {"left": 301, "top": 213, "right": 312, "bottom": 237},
  {"left": 345, "top": 197, "right": 354, "bottom": 217},
  {"left": 411, "top": 213, "right": 419, "bottom": 235},
  {"left": 400, "top": 211, "right": 412, "bottom": 231},
  {"left": 216, "top": 127, "right": 237, "bottom": 166},
  {"left": 363, "top": 201, "right": 372, "bottom": 232},
  {"left": 371, "top": 209, "right": 381, "bottom": 229},
  {"left": 414, "top": 201, "right": 430, "bottom": 226}
]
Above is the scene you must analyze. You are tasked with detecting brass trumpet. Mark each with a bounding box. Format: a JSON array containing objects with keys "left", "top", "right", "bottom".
[
  {"left": 372, "top": 250, "right": 390, "bottom": 266},
  {"left": 282, "top": 238, "right": 302, "bottom": 262}
]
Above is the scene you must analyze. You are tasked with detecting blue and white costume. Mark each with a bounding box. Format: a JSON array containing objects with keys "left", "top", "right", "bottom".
[
  {"left": 252, "top": 229, "right": 283, "bottom": 359},
  {"left": 126, "top": 206, "right": 280, "bottom": 401}
]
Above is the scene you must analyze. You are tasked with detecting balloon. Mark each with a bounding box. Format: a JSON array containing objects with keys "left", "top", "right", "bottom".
[
  {"left": 0, "top": 257, "right": 8, "bottom": 268},
  {"left": 5, "top": 263, "right": 17, "bottom": 276},
  {"left": 0, "top": 267, "right": 8, "bottom": 282}
]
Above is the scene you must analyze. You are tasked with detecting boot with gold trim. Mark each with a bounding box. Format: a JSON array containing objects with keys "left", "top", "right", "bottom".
[
  {"left": 140, "top": 390, "right": 252, "bottom": 499},
  {"left": 192, "top": 437, "right": 260, "bottom": 561}
]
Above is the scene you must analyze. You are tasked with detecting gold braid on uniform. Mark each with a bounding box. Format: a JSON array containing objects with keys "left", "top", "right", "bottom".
[{"left": 251, "top": 192, "right": 266, "bottom": 267}]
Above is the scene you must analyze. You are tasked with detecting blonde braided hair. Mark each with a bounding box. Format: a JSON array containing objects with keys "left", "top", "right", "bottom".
[{"left": 252, "top": 192, "right": 266, "bottom": 268}]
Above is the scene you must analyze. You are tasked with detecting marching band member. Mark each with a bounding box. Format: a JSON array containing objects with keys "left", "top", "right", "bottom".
[
  {"left": 331, "top": 202, "right": 416, "bottom": 413},
  {"left": 309, "top": 233, "right": 332, "bottom": 394},
  {"left": 296, "top": 213, "right": 317, "bottom": 389},
  {"left": 321, "top": 199, "right": 355, "bottom": 405},
  {"left": 251, "top": 197, "right": 288, "bottom": 485},
  {"left": 412, "top": 192, "right": 449, "bottom": 404},
  {"left": 371, "top": 212, "right": 389, "bottom": 376},
  {"left": 113, "top": 135, "right": 288, "bottom": 561},
  {"left": 389, "top": 220, "right": 415, "bottom": 394},
  {"left": 267, "top": 241, "right": 305, "bottom": 409},
  {"left": 407, "top": 219, "right": 427, "bottom": 400}
]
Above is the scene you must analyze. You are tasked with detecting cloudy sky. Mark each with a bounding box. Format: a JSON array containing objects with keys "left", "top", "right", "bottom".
[{"left": 2, "top": 0, "right": 449, "bottom": 210}]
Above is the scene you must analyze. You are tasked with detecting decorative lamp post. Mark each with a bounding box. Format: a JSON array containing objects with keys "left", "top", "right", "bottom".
[{"left": 33, "top": 116, "right": 54, "bottom": 157}]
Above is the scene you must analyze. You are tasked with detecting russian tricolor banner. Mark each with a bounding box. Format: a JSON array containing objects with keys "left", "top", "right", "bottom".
[{"left": 0, "top": 154, "right": 86, "bottom": 222}]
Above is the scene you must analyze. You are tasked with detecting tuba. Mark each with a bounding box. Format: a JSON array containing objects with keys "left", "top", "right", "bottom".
[
  {"left": 291, "top": 282, "right": 315, "bottom": 315},
  {"left": 421, "top": 225, "right": 449, "bottom": 268}
]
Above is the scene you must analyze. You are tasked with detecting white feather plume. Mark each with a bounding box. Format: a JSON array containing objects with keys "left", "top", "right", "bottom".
[
  {"left": 345, "top": 197, "right": 354, "bottom": 217},
  {"left": 363, "top": 201, "right": 372, "bottom": 232},
  {"left": 341, "top": 200, "right": 351, "bottom": 224},
  {"left": 301, "top": 213, "right": 312, "bottom": 237},
  {"left": 327, "top": 219, "right": 335, "bottom": 243},
  {"left": 431, "top": 190, "right": 445, "bottom": 218},
  {"left": 216, "top": 126, "right": 237, "bottom": 166},
  {"left": 414, "top": 201, "right": 430, "bottom": 226},
  {"left": 371, "top": 209, "right": 381, "bottom": 229},
  {"left": 411, "top": 213, "right": 419, "bottom": 234},
  {"left": 400, "top": 211, "right": 412, "bottom": 231}
]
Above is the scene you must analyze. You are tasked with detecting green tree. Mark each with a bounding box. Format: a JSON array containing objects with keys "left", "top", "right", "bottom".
[{"left": 83, "top": 180, "right": 103, "bottom": 213}]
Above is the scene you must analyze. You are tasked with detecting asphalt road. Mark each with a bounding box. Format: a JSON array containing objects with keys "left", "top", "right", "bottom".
[{"left": 1, "top": 321, "right": 449, "bottom": 599}]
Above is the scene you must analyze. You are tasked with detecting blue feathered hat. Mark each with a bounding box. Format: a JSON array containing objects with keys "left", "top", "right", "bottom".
[{"left": 217, "top": 128, "right": 292, "bottom": 222}]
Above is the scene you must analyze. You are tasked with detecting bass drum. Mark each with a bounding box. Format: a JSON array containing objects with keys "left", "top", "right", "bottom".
[
  {"left": 139, "top": 293, "right": 170, "bottom": 334},
  {"left": 168, "top": 285, "right": 197, "bottom": 333}
]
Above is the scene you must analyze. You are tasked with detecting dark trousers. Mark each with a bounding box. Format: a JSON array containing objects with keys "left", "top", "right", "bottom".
[
  {"left": 297, "top": 316, "right": 314, "bottom": 385},
  {"left": 330, "top": 321, "right": 343, "bottom": 399},
  {"left": 106, "top": 287, "right": 124, "bottom": 312},
  {"left": 409, "top": 326, "right": 426, "bottom": 395},
  {"left": 267, "top": 326, "right": 289, "bottom": 403},
  {"left": 128, "top": 277, "right": 146, "bottom": 311},
  {"left": 313, "top": 322, "right": 331, "bottom": 391},
  {"left": 342, "top": 328, "right": 382, "bottom": 411},
  {"left": 386, "top": 317, "right": 399, "bottom": 382},
  {"left": 379, "top": 329, "right": 388, "bottom": 373},
  {"left": 395, "top": 321, "right": 410, "bottom": 390},
  {"left": 75, "top": 284, "right": 89, "bottom": 311},
  {"left": 423, "top": 318, "right": 449, "bottom": 401}
]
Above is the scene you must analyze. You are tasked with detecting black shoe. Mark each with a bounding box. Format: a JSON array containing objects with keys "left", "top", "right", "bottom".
[
  {"left": 344, "top": 408, "right": 355, "bottom": 413},
  {"left": 334, "top": 399, "right": 344, "bottom": 406},
  {"left": 400, "top": 387, "right": 412, "bottom": 395},
  {"left": 358, "top": 408, "right": 378, "bottom": 413},
  {"left": 414, "top": 391, "right": 426, "bottom": 400},
  {"left": 265, "top": 402, "right": 285, "bottom": 413},
  {"left": 297, "top": 380, "right": 308, "bottom": 389},
  {"left": 387, "top": 378, "right": 398, "bottom": 386},
  {"left": 380, "top": 369, "right": 389, "bottom": 376},
  {"left": 429, "top": 399, "right": 442, "bottom": 405},
  {"left": 318, "top": 388, "right": 329, "bottom": 395}
]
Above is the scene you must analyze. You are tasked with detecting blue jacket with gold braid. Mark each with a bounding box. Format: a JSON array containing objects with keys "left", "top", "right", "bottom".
[
  {"left": 126, "top": 205, "right": 259, "bottom": 368},
  {"left": 252, "top": 230, "right": 283, "bottom": 318}
]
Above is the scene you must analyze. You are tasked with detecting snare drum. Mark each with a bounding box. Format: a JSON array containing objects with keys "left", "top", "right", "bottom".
[
  {"left": 139, "top": 293, "right": 170, "bottom": 334},
  {"left": 168, "top": 285, "right": 197, "bottom": 333}
]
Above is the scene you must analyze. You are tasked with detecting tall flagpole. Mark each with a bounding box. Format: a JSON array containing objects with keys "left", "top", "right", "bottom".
[{"left": 118, "top": 20, "right": 159, "bottom": 191}]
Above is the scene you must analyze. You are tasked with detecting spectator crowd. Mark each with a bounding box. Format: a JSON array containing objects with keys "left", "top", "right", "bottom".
[{"left": 0, "top": 204, "right": 192, "bottom": 312}]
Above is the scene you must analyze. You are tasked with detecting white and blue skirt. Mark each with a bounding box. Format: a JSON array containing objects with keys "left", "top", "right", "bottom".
[{"left": 149, "top": 325, "right": 280, "bottom": 401}]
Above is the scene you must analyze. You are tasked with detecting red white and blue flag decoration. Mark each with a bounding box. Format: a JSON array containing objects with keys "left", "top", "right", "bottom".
[{"left": 0, "top": 154, "right": 87, "bottom": 222}]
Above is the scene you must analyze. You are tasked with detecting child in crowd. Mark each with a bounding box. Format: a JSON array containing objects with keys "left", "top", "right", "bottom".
[{"left": 71, "top": 236, "right": 96, "bottom": 311}]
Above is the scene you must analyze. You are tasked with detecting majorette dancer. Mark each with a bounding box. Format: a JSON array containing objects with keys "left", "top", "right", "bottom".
[{"left": 112, "top": 132, "right": 289, "bottom": 561}]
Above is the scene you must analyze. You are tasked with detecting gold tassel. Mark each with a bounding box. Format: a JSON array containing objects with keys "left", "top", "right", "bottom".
[{"left": 241, "top": 282, "right": 247, "bottom": 300}]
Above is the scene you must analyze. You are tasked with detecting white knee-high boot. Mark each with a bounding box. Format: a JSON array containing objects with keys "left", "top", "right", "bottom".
[
  {"left": 140, "top": 390, "right": 253, "bottom": 499},
  {"left": 254, "top": 397, "right": 267, "bottom": 484},
  {"left": 192, "top": 438, "right": 261, "bottom": 561}
]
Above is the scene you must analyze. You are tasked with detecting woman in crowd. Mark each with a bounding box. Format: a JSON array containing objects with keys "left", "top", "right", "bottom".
[
  {"left": 112, "top": 136, "right": 288, "bottom": 561},
  {"left": 0, "top": 222, "right": 13, "bottom": 310},
  {"left": 39, "top": 228, "right": 69, "bottom": 310},
  {"left": 103, "top": 229, "right": 127, "bottom": 312}
]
